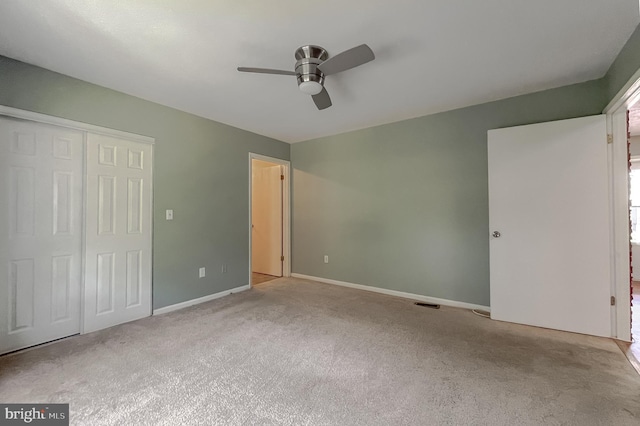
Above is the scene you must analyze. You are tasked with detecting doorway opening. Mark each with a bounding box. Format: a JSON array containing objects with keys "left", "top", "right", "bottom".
[
  {"left": 606, "top": 67, "right": 640, "bottom": 372},
  {"left": 248, "top": 154, "right": 291, "bottom": 287},
  {"left": 626, "top": 104, "right": 640, "bottom": 365}
]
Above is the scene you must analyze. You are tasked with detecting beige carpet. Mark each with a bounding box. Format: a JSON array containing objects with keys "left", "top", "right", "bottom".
[{"left": 1, "top": 277, "right": 639, "bottom": 425}]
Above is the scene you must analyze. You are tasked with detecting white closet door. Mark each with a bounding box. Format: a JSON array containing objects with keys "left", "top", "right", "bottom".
[
  {"left": 0, "top": 117, "right": 83, "bottom": 354},
  {"left": 84, "top": 133, "right": 152, "bottom": 333}
]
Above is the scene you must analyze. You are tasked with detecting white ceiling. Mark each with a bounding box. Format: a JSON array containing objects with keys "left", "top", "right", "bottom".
[{"left": 0, "top": 1, "right": 638, "bottom": 143}]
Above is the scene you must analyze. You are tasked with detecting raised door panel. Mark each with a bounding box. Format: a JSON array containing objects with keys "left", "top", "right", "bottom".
[
  {"left": 53, "top": 172, "right": 74, "bottom": 236},
  {"left": 126, "top": 250, "right": 142, "bottom": 307},
  {"left": 96, "top": 252, "right": 115, "bottom": 314},
  {"left": 127, "top": 178, "right": 143, "bottom": 234},
  {"left": 51, "top": 255, "right": 72, "bottom": 322},
  {"left": 10, "top": 167, "right": 36, "bottom": 237},
  {"left": 9, "top": 259, "right": 35, "bottom": 332},
  {"left": 98, "top": 175, "right": 116, "bottom": 235}
]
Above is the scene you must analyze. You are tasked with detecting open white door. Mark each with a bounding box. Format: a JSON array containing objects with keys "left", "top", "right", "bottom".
[
  {"left": 251, "top": 161, "right": 283, "bottom": 277},
  {"left": 84, "top": 133, "right": 153, "bottom": 333},
  {"left": 488, "top": 115, "right": 612, "bottom": 337}
]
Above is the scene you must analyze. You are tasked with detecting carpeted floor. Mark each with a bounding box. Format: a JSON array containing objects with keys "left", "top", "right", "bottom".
[{"left": 1, "top": 277, "right": 639, "bottom": 425}]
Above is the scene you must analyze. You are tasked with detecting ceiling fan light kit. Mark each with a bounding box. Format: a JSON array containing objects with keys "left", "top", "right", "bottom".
[
  {"left": 295, "top": 45, "right": 327, "bottom": 96},
  {"left": 298, "top": 81, "right": 323, "bottom": 95},
  {"left": 238, "top": 44, "right": 375, "bottom": 110}
]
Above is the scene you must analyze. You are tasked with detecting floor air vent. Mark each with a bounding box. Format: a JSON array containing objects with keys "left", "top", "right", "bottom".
[{"left": 414, "top": 302, "right": 440, "bottom": 309}]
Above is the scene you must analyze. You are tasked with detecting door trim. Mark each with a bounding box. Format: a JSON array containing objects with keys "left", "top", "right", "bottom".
[
  {"left": 248, "top": 153, "right": 291, "bottom": 286},
  {"left": 0, "top": 105, "right": 155, "bottom": 145},
  {"left": 604, "top": 67, "right": 640, "bottom": 341}
]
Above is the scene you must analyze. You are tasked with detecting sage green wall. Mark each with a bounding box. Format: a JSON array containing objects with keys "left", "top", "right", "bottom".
[
  {"left": 291, "top": 79, "right": 606, "bottom": 306},
  {"left": 605, "top": 23, "right": 640, "bottom": 102},
  {"left": 0, "top": 56, "right": 289, "bottom": 309}
]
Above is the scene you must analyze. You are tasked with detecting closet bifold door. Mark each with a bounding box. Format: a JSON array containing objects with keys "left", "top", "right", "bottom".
[
  {"left": 84, "top": 132, "right": 152, "bottom": 333},
  {"left": 0, "top": 117, "right": 83, "bottom": 355}
]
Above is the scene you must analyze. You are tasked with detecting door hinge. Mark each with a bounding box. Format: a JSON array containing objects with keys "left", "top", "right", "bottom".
[
  {"left": 607, "top": 134, "right": 613, "bottom": 144},
  {"left": 280, "top": 174, "right": 284, "bottom": 180},
  {"left": 281, "top": 255, "right": 284, "bottom": 261},
  {"left": 611, "top": 296, "right": 616, "bottom": 306}
]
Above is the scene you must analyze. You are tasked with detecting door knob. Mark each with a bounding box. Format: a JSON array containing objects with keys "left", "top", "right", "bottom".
[{"left": 492, "top": 231, "right": 501, "bottom": 238}]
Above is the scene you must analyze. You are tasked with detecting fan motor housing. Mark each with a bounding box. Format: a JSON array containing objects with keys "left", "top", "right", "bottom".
[{"left": 294, "top": 45, "right": 328, "bottom": 88}]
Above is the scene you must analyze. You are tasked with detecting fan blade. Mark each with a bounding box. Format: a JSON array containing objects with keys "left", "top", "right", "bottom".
[
  {"left": 317, "top": 44, "right": 375, "bottom": 75},
  {"left": 237, "top": 67, "right": 295, "bottom": 76},
  {"left": 312, "top": 87, "right": 332, "bottom": 110}
]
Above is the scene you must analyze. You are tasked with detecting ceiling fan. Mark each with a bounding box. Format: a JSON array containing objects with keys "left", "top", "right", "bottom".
[{"left": 237, "top": 44, "right": 375, "bottom": 110}]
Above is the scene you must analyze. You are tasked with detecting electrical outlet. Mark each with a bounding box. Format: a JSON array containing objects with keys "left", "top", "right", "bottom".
[
  {"left": 324, "top": 255, "right": 329, "bottom": 264},
  {"left": 221, "top": 264, "right": 228, "bottom": 273},
  {"left": 199, "top": 267, "right": 205, "bottom": 278},
  {"left": 166, "top": 209, "right": 174, "bottom": 220}
]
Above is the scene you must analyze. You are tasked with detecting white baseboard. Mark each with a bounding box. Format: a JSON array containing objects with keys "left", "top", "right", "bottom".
[
  {"left": 153, "top": 284, "right": 251, "bottom": 315},
  {"left": 291, "top": 273, "right": 490, "bottom": 312}
]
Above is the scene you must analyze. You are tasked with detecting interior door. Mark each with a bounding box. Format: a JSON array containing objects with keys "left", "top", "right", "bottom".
[
  {"left": 84, "top": 133, "right": 153, "bottom": 333},
  {"left": 251, "top": 161, "right": 283, "bottom": 277},
  {"left": 488, "top": 115, "right": 611, "bottom": 337},
  {"left": 0, "top": 117, "right": 83, "bottom": 354}
]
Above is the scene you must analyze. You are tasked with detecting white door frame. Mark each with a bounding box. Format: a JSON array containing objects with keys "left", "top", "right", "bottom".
[
  {"left": 0, "top": 105, "right": 155, "bottom": 335},
  {"left": 248, "top": 153, "right": 291, "bottom": 285},
  {"left": 604, "top": 67, "right": 640, "bottom": 341}
]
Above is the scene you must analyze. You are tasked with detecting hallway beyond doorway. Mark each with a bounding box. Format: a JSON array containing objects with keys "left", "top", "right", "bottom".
[{"left": 252, "top": 272, "right": 279, "bottom": 286}]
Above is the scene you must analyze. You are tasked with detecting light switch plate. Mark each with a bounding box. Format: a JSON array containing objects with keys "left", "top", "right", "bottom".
[
  {"left": 199, "top": 267, "right": 205, "bottom": 278},
  {"left": 166, "top": 209, "right": 173, "bottom": 220}
]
